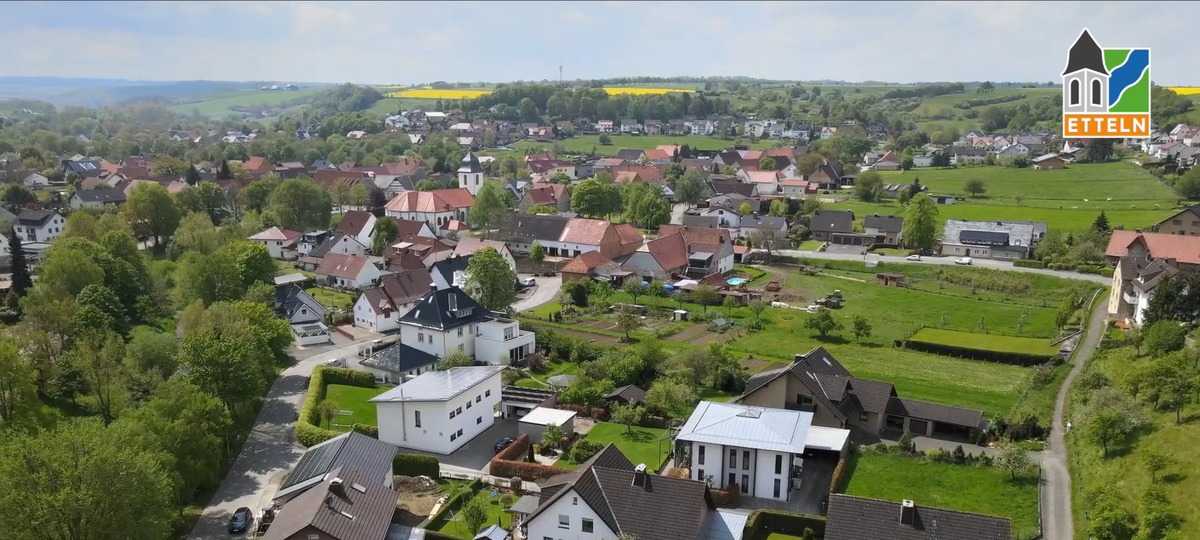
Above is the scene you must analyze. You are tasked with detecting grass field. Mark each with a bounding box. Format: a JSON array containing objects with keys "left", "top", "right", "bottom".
[
  {"left": 1069, "top": 346, "right": 1200, "bottom": 537},
  {"left": 908, "top": 328, "right": 1060, "bottom": 356},
  {"left": 306, "top": 287, "right": 355, "bottom": 311},
  {"left": 556, "top": 422, "right": 672, "bottom": 471},
  {"left": 167, "top": 88, "right": 327, "bottom": 117},
  {"left": 426, "top": 487, "right": 514, "bottom": 539},
  {"left": 318, "top": 384, "right": 389, "bottom": 431},
  {"left": 514, "top": 361, "right": 581, "bottom": 389},
  {"left": 911, "top": 87, "right": 1058, "bottom": 117},
  {"left": 827, "top": 198, "right": 1172, "bottom": 232},
  {"left": 845, "top": 452, "right": 1039, "bottom": 538},
  {"left": 514, "top": 134, "right": 774, "bottom": 156}
]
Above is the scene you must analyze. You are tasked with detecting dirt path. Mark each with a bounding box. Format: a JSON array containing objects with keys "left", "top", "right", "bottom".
[{"left": 1042, "top": 292, "right": 1106, "bottom": 540}]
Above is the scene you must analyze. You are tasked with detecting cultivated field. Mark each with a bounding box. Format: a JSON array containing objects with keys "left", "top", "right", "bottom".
[
  {"left": 514, "top": 134, "right": 774, "bottom": 155},
  {"left": 907, "top": 328, "right": 1060, "bottom": 356},
  {"left": 167, "top": 87, "right": 327, "bottom": 117}
]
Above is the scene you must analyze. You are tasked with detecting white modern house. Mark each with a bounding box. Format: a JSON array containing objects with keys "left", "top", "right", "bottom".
[
  {"left": 397, "top": 286, "right": 536, "bottom": 365},
  {"left": 248, "top": 226, "right": 303, "bottom": 260},
  {"left": 675, "top": 401, "right": 849, "bottom": 502},
  {"left": 371, "top": 366, "right": 504, "bottom": 454},
  {"left": 14, "top": 209, "right": 64, "bottom": 243}
]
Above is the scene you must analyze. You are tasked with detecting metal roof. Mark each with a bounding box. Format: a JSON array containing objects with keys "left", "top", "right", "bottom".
[
  {"left": 518, "top": 407, "right": 577, "bottom": 427},
  {"left": 676, "top": 401, "right": 814, "bottom": 453},
  {"left": 371, "top": 366, "right": 503, "bottom": 403}
]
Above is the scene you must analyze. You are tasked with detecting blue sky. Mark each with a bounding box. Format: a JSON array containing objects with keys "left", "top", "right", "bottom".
[{"left": 0, "top": 1, "right": 1194, "bottom": 85}]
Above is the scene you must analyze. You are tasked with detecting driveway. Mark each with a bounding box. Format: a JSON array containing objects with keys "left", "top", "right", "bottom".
[
  {"left": 395, "top": 418, "right": 520, "bottom": 472},
  {"left": 513, "top": 274, "right": 561, "bottom": 312},
  {"left": 1042, "top": 294, "right": 1106, "bottom": 540},
  {"left": 186, "top": 335, "right": 385, "bottom": 540},
  {"left": 774, "top": 249, "right": 1111, "bottom": 285}
]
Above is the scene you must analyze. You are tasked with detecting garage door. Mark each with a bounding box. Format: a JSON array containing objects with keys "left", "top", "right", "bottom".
[{"left": 908, "top": 419, "right": 928, "bottom": 436}]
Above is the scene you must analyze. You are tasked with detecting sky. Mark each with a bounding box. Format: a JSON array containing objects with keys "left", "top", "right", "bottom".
[{"left": 0, "top": 1, "right": 1194, "bottom": 86}]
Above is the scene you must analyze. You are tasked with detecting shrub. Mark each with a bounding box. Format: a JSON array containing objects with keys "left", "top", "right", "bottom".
[
  {"left": 489, "top": 433, "right": 571, "bottom": 481},
  {"left": 1100, "top": 267, "right": 1114, "bottom": 277},
  {"left": 296, "top": 367, "right": 341, "bottom": 447},
  {"left": 829, "top": 455, "right": 851, "bottom": 494},
  {"left": 902, "top": 339, "right": 1054, "bottom": 366},
  {"left": 710, "top": 484, "right": 740, "bottom": 507},
  {"left": 322, "top": 366, "right": 377, "bottom": 387},
  {"left": 423, "top": 478, "right": 484, "bottom": 529},
  {"left": 665, "top": 467, "right": 691, "bottom": 479},
  {"left": 351, "top": 424, "right": 378, "bottom": 438},
  {"left": 568, "top": 439, "right": 605, "bottom": 463},
  {"left": 1012, "top": 259, "right": 1045, "bottom": 269},
  {"left": 742, "top": 510, "right": 827, "bottom": 540},
  {"left": 393, "top": 453, "right": 439, "bottom": 477}
]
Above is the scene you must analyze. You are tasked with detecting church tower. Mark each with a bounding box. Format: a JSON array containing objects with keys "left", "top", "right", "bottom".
[{"left": 457, "top": 151, "right": 484, "bottom": 196}]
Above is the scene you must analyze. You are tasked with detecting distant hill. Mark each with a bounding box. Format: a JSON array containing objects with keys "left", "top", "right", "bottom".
[{"left": 0, "top": 76, "right": 323, "bottom": 107}]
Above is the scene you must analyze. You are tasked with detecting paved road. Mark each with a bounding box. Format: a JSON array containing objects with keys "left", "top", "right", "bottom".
[
  {"left": 1042, "top": 294, "right": 1106, "bottom": 540},
  {"left": 187, "top": 336, "right": 382, "bottom": 540},
  {"left": 774, "top": 249, "right": 1112, "bottom": 285},
  {"left": 513, "top": 274, "right": 561, "bottom": 312}
]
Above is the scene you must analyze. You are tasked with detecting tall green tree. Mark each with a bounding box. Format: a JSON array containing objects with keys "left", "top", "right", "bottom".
[
  {"left": 470, "top": 180, "right": 509, "bottom": 231},
  {"left": 122, "top": 182, "right": 181, "bottom": 247},
  {"left": 806, "top": 310, "right": 842, "bottom": 338},
  {"left": 854, "top": 171, "right": 884, "bottom": 202},
  {"left": 238, "top": 179, "right": 277, "bottom": 213},
  {"left": 372, "top": 217, "right": 399, "bottom": 255},
  {"left": 76, "top": 331, "right": 126, "bottom": 423},
  {"left": 964, "top": 178, "right": 987, "bottom": 197},
  {"left": 571, "top": 178, "right": 624, "bottom": 219},
  {"left": 0, "top": 337, "right": 37, "bottom": 426},
  {"left": 673, "top": 169, "right": 704, "bottom": 208},
  {"left": 530, "top": 242, "right": 545, "bottom": 267},
  {"left": 176, "top": 181, "right": 228, "bottom": 224},
  {"left": 0, "top": 418, "right": 178, "bottom": 540},
  {"left": 174, "top": 211, "right": 221, "bottom": 254},
  {"left": 8, "top": 227, "right": 31, "bottom": 303},
  {"left": 623, "top": 182, "right": 671, "bottom": 229},
  {"left": 178, "top": 327, "right": 270, "bottom": 417},
  {"left": 903, "top": 193, "right": 939, "bottom": 252},
  {"left": 268, "top": 178, "right": 333, "bottom": 231},
  {"left": 464, "top": 247, "right": 516, "bottom": 311}
]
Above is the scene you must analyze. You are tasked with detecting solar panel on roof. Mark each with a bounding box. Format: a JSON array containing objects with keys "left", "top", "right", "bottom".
[
  {"left": 279, "top": 435, "right": 347, "bottom": 491},
  {"left": 959, "top": 230, "right": 1009, "bottom": 246}
]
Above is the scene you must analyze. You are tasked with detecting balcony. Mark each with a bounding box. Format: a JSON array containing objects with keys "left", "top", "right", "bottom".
[{"left": 1122, "top": 291, "right": 1138, "bottom": 305}]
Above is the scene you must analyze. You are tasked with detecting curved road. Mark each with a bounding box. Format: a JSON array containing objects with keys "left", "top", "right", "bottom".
[
  {"left": 774, "top": 249, "right": 1112, "bottom": 285},
  {"left": 1043, "top": 295, "right": 1106, "bottom": 540}
]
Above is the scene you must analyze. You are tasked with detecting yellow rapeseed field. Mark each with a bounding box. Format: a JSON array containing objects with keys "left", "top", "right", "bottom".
[
  {"left": 1169, "top": 87, "right": 1200, "bottom": 96},
  {"left": 600, "top": 87, "right": 690, "bottom": 96},
  {"left": 386, "top": 88, "right": 492, "bottom": 99}
]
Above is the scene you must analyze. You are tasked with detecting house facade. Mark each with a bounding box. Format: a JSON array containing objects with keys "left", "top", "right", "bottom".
[
  {"left": 69, "top": 189, "right": 126, "bottom": 210},
  {"left": 334, "top": 210, "right": 377, "bottom": 248},
  {"left": 352, "top": 269, "right": 431, "bottom": 333},
  {"left": 940, "top": 219, "right": 1047, "bottom": 260},
  {"left": 14, "top": 209, "right": 64, "bottom": 243},
  {"left": 384, "top": 188, "right": 475, "bottom": 234},
  {"left": 315, "top": 254, "right": 382, "bottom": 290},
  {"left": 1151, "top": 204, "right": 1200, "bottom": 236},
  {"left": 397, "top": 287, "right": 535, "bottom": 364},
  {"left": 863, "top": 214, "right": 904, "bottom": 246},
  {"left": 249, "top": 227, "right": 303, "bottom": 260},
  {"left": 371, "top": 366, "right": 504, "bottom": 454}
]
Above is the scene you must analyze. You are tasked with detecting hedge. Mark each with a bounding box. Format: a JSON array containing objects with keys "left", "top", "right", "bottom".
[
  {"left": 710, "top": 484, "right": 740, "bottom": 507},
  {"left": 296, "top": 366, "right": 379, "bottom": 447},
  {"left": 423, "top": 478, "right": 484, "bottom": 530},
  {"left": 903, "top": 339, "right": 1053, "bottom": 366},
  {"left": 394, "top": 453, "right": 440, "bottom": 477},
  {"left": 829, "top": 455, "right": 850, "bottom": 494},
  {"left": 1012, "top": 259, "right": 1045, "bottom": 269},
  {"left": 1100, "top": 267, "right": 1114, "bottom": 277},
  {"left": 489, "top": 434, "right": 570, "bottom": 481},
  {"left": 351, "top": 424, "right": 378, "bottom": 438},
  {"left": 742, "top": 510, "right": 827, "bottom": 540}
]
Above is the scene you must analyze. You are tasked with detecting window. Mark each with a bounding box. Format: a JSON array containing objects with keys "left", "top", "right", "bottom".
[
  {"left": 728, "top": 449, "right": 736, "bottom": 468},
  {"left": 558, "top": 515, "right": 569, "bottom": 529},
  {"left": 450, "top": 433, "right": 456, "bottom": 441},
  {"left": 741, "top": 475, "right": 749, "bottom": 493},
  {"left": 477, "top": 416, "right": 483, "bottom": 424},
  {"left": 458, "top": 344, "right": 464, "bottom": 351},
  {"left": 544, "top": 537, "right": 554, "bottom": 540},
  {"left": 743, "top": 450, "right": 750, "bottom": 470},
  {"left": 415, "top": 411, "right": 422, "bottom": 428},
  {"left": 418, "top": 333, "right": 424, "bottom": 343},
  {"left": 456, "top": 407, "right": 462, "bottom": 415},
  {"left": 698, "top": 469, "right": 705, "bottom": 482},
  {"left": 859, "top": 411, "right": 869, "bottom": 422},
  {"left": 572, "top": 497, "right": 578, "bottom": 505},
  {"left": 1069, "top": 79, "right": 1080, "bottom": 106},
  {"left": 775, "top": 455, "right": 782, "bottom": 475},
  {"left": 457, "top": 327, "right": 464, "bottom": 337},
  {"left": 485, "top": 389, "right": 491, "bottom": 397},
  {"left": 582, "top": 518, "right": 594, "bottom": 533},
  {"left": 728, "top": 473, "right": 736, "bottom": 487},
  {"left": 309, "top": 534, "right": 320, "bottom": 540},
  {"left": 449, "top": 409, "right": 456, "bottom": 419},
  {"left": 773, "top": 478, "right": 781, "bottom": 498},
  {"left": 466, "top": 400, "right": 472, "bottom": 409},
  {"left": 1091, "top": 79, "right": 1102, "bottom": 106},
  {"left": 457, "top": 428, "right": 463, "bottom": 437},
  {"left": 476, "top": 395, "right": 481, "bottom": 403},
  {"left": 698, "top": 445, "right": 705, "bottom": 465}
]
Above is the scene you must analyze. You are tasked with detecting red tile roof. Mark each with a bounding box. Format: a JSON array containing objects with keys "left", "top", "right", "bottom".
[
  {"left": 243, "top": 156, "right": 272, "bottom": 173},
  {"left": 248, "top": 226, "right": 302, "bottom": 242},
  {"left": 656, "top": 145, "right": 681, "bottom": 158},
  {"left": 314, "top": 169, "right": 370, "bottom": 189},
  {"left": 642, "top": 149, "right": 671, "bottom": 161},
  {"left": 560, "top": 218, "right": 614, "bottom": 245},
  {"left": 384, "top": 188, "right": 475, "bottom": 213},
  {"left": 392, "top": 218, "right": 430, "bottom": 237},
  {"left": 614, "top": 223, "right": 644, "bottom": 248},
  {"left": 1106, "top": 230, "right": 1200, "bottom": 265},
  {"left": 336, "top": 211, "right": 374, "bottom": 238},
  {"left": 378, "top": 269, "right": 433, "bottom": 307},
  {"left": 316, "top": 253, "right": 371, "bottom": 279},
  {"left": 610, "top": 165, "right": 662, "bottom": 183},
  {"left": 525, "top": 184, "right": 567, "bottom": 206},
  {"left": 381, "top": 158, "right": 423, "bottom": 175},
  {"left": 562, "top": 250, "right": 616, "bottom": 274},
  {"left": 644, "top": 232, "right": 689, "bottom": 272}
]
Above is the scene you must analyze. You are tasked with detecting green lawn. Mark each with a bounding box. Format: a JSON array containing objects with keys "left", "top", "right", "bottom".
[
  {"left": 796, "top": 240, "right": 824, "bottom": 251},
  {"left": 318, "top": 384, "right": 389, "bottom": 431},
  {"left": 845, "top": 452, "right": 1039, "bottom": 539},
  {"left": 515, "top": 361, "right": 581, "bottom": 388},
  {"left": 908, "top": 328, "right": 1061, "bottom": 356},
  {"left": 1069, "top": 347, "right": 1200, "bottom": 537},
  {"left": 826, "top": 162, "right": 1183, "bottom": 232},
  {"left": 166, "top": 87, "right": 328, "bottom": 117},
  {"left": 556, "top": 422, "right": 672, "bottom": 471},
  {"left": 306, "top": 287, "right": 355, "bottom": 311},
  {"left": 912, "top": 87, "right": 1058, "bottom": 117},
  {"left": 426, "top": 487, "right": 514, "bottom": 539},
  {"left": 514, "top": 134, "right": 775, "bottom": 156}
]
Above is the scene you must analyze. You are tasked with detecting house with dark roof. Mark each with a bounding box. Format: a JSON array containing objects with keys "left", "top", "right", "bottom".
[
  {"left": 272, "top": 431, "right": 398, "bottom": 503},
  {"left": 863, "top": 214, "right": 905, "bottom": 246},
  {"left": 371, "top": 366, "right": 506, "bottom": 454},
  {"left": 824, "top": 494, "right": 1011, "bottom": 540},
  {"left": 14, "top": 209, "right": 64, "bottom": 243},
  {"left": 263, "top": 467, "right": 397, "bottom": 540},
  {"left": 360, "top": 340, "right": 440, "bottom": 384},
  {"left": 1151, "top": 203, "right": 1200, "bottom": 237},
  {"left": 604, "top": 384, "right": 646, "bottom": 406},
  {"left": 940, "top": 219, "right": 1047, "bottom": 260},
  {"left": 736, "top": 347, "right": 989, "bottom": 439},
  {"left": 68, "top": 188, "right": 126, "bottom": 210},
  {"left": 496, "top": 214, "right": 642, "bottom": 260},
  {"left": 275, "top": 285, "right": 326, "bottom": 326},
  {"left": 61, "top": 159, "right": 104, "bottom": 178},
  {"left": 397, "top": 286, "right": 535, "bottom": 366},
  {"left": 523, "top": 445, "right": 745, "bottom": 540},
  {"left": 429, "top": 254, "right": 472, "bottom": 290},
  {"left": 300, "top": 233, "right": 370, "bottom": 270},
  {"left": 808, "top": 209, "right": 855, "bottom": 242},
  {"left": 738, "top": 215, "right": 788, "bottom": 242},
  {"left": 315, "top": 254, "right": 382, "bottom": 290},
  {"left": 352, "top": 269, "right": 432, "bottom": 333}
]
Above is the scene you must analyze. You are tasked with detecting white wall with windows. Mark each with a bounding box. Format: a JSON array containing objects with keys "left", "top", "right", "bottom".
[
  {"left": 374, "top": 371, "right": 502, "bottom": 454},
  {"left": 524, "top": 488, "right": 615, "bottom": 540}
]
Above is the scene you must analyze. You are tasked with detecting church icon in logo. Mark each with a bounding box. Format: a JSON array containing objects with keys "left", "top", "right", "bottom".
[{"left": 1061, "top": 29, "right": 1151, "bottom": 138}]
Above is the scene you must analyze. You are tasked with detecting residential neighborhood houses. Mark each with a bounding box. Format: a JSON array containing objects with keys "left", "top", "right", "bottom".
[{"left": 8, "top": 67, "right": 1200, "bottom": 540}]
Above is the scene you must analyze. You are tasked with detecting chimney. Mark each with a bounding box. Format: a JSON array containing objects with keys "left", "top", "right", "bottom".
[
  {"left": 632, "top": 463, "right": 648, "bottom": 488},
  {"left": 330, "top": 477, "right": 348, "bottom": 501},
  {"left": 900, "top": 500, "right": 915, "bottom": 526},
  {"left": 429, "top": 283, "right": 438, "bottom": 292}
]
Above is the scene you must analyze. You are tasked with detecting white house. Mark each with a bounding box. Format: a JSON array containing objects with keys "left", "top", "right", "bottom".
[
  {"left": 596, "top": 120, "right": 615, "bottom": 133},
  {"left": 384, "top": 188, "right": 475, "bottom": 233},
  {"left": 334, "top": 210, "right": 377, "bottom": 249},
  {"left": 68, "top": 188, "right": 127, "bottom": 210},
  {"left": 675, "top": 401, "right": 849, "bottom": 502},
  {"left": 430, "top": 255, "right": 471, "bottom": 290},
  {"left": 14, "top": 209, "right": 64, "bottom": 243},
  {"left": 310, "top": 233, "right": 369, "bottom": 260},
  {"left": 248, "top": 226, "right": 302, "bottom": 260},
  {"left": 452, "top": 238, "right": 517, "bottom": 273},
  {"left": 315, "top": 254, "right": 382, "bottom": 290},
  {"left": 353, "top": 269, "right": 430, "bottom": 333},
  {"left": 275, "top": 286, "right": 326, "bottom": 326},
  {"left": 22, "top": 172, "right": 50, "bottom": 189},
  {"left": 371, "top": 366, "right": 505, "bottom": 454},
  {"left": 397, "top": 286, "right": 535, "bottom": 365}
]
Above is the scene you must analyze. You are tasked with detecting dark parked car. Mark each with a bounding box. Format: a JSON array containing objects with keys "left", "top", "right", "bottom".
[
  {"left": 494, "top": 437, "right": 516, "bottom": 454},
  {"left": 229, "top": 507, "right": 252, "bottom": 534}
]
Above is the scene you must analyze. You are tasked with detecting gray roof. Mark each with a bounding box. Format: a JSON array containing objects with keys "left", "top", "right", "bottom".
[
  {"left": 886, "top": 398, "right": 985, "bottom": 429},
  {"left": 371, "top": 366, "right": 504, "bottom": 403},
  {"left": 676, "top": 401, "right": 813, "bottom": 453},
  {"left": 458, "top": 151, "right": 484, "bottom": 174},
  {"left": 681, "top": 215, "right": 721, "bottom": 228},
  {"left": 941, "top": 219, "right": 1046, "bottom": 249},
  {"left": 863, "top": 214, "right": 903, "bottom": 233},
  {"left": 274, "top": 431, "right": 398, "bottom": 501},
  {"left": 740, "top": 215, "right": 788, "bottom": 231},
  {"left": 809, "top": 209, "right": 855, "bottom": 234},
  {"left": 700, "top": 509, "right": 750, "bottom": 540},
  {"left": 73, "top": 188, "right": 127, "bottom": 203},
  {"left": 430, "top": 255, "right": 471, "bottom": 287},
  {"left": 17, "top": 209, "right": 57, "bottom": 226},
  {"left": 263, "top": 467, "right": 397, "bottom": 540},
  {"left": 605, "top": 384, "right": 647, "bottom": 404},
  {"left": 360, "top": 342, "right": 439, "bottom": 375},
  {"left": 825, "top": 494, "right": 1011, "bottom": 540},
  {"left": 508, "top": 495, "right": 541, "bottom": 515},
  {"left": 1031, "top": 153, "right": 1062, "bottom": 162},
  {"left": 498, "top": 213, "right": 569, "bottom": 244},
  {"left": 396, "top": 286, "right": 492, "bottom": 331}
]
